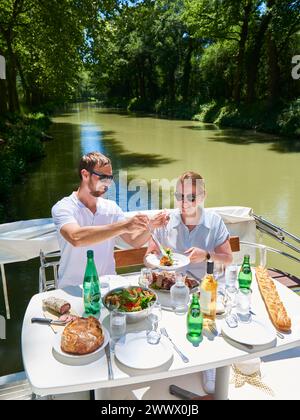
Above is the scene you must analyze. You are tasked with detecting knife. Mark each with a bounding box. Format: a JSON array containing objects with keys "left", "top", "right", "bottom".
[
  {"left": 105, "top": 343, "right": 114, "bottom": 380},
  {"left": 31, "top": 317, "right": 67, "bottom": 326}
]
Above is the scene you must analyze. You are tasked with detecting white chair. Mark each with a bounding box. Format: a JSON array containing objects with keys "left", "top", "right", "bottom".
[{"left": 38, "top": 250, "right": 61, "bottom": 293}]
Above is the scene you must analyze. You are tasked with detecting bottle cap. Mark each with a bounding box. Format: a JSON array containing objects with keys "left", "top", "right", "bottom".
[
  {"left": 207, "top": 261, "right": 214, "bottom": 274},
  {"left": 87, "top": 250, "right": 94, "bottom": 258}
]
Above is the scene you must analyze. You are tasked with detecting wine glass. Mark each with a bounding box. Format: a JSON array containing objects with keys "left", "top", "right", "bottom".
[
  {"left": 147, "top": 302, "right": 162, "bottom": 344},
  {"left": 139, "top": 268, "right": 153, "bottom": 288}
]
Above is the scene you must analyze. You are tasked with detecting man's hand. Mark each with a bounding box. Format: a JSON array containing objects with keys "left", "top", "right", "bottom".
[
  {"left": 149, "top": 211, "right": 169, "bottom": 230},
  {"left": 184, "top": 247, "right": 207, "bottom": 263},
  {"left": 125, "top": 214, "right": 149, "bottom": 234}
]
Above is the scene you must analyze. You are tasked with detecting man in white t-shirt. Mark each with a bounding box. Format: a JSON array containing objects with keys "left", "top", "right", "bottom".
[{"left": 52, "top": 151, "right": 167, "bottom": 288}]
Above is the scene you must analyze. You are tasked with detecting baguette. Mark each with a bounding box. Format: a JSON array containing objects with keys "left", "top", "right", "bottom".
[{"left": 255, "top": 267, "right": 291, "bottom": 332}]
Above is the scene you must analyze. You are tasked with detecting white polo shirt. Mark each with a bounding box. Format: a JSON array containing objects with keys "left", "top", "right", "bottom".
[
  {"left": 52, "top": 192, "right": 126, "bottom": 288},
  {"left": 154, "top": 208, "right": 230, "bottom": 280}
]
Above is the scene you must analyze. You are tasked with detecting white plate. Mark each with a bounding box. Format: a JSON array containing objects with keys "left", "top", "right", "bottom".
[
  {"left": 222, "top": 318, "right": 276, "bottom": 346},
  {"left": 115, "top": 331, "right": 173, "bottom": 369},
  {"left": 53, "top": 326, "right": 110, "bottom": 362},
  {"left": 145, "top": 253, "right": 190, "bottom": 271}
]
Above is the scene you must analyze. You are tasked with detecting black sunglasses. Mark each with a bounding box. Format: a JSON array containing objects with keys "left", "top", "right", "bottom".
[
  {"left": 174, "top": 192, "right": 201, "bottom": 203},
  {"left": 90, "top": 170, "right": 114, "bottom": 181}
]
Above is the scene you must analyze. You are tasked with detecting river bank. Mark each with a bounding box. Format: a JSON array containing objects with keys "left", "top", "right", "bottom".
[
  {"left": 0, "top": 112, "right": 51, "bottom": 223},
  {"left": 106, "top": 98, "right": 300, "bottom": 139}
]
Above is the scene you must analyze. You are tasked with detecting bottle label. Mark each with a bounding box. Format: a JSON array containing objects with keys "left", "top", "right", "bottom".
[
  {"left": 200, "top": 289, "right": 212, "bottom": 314},
  {"left": 191, "top": 308, "right": 200, "bottom": 317}
]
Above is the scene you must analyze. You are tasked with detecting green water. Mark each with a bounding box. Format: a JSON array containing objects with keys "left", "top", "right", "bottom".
[{"left": 1, "top": 102, "right": 300, "bottom": 377}]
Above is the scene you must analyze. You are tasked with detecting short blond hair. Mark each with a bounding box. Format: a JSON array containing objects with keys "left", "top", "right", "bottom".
[
  {"left": 178, "top": 171, "right": 205, "bottom": 192},
  {"left": 78, "top": 152, "right": 111, "bottom": 180}
]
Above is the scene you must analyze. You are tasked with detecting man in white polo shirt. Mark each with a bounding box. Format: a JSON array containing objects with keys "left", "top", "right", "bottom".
[{"left": 52, "top": 151, "right": 167, "bottom": 288}]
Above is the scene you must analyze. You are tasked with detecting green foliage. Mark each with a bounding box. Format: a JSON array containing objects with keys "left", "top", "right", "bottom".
[
  {"left": 195, "top": 100, "right": 300, "bottom": 138},
  {"left": 277, "top": 101, "right": 300, "bottom": 137},
  {"left": 0, "top": 113, "right": 47, "bottom": 222}
]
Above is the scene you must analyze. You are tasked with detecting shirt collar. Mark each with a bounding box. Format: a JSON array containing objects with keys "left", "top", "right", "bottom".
[
  {"left": 170, "top": 207, "right": 211, "bottom": 229},
  {"left": 71, "top": 192, "right": 104, "bottom": 212}
]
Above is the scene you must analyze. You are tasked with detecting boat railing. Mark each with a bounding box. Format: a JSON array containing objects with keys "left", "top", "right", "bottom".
[{"left": 253, "top": 214, "right": 300, "bottom": 256}]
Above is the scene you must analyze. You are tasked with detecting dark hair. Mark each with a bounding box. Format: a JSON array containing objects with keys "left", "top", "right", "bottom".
[{"left": 78, "top": 152, "right": 111, "bottom": 180}]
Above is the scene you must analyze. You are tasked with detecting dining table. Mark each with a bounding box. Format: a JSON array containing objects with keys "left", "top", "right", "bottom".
[{"left": 22, "top": 270, "right": 300, "bottom": 400}]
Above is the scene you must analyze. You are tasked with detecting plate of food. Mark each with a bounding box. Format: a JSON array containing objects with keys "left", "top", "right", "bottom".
[
  {"left": 149, "top": 271, "right": 199, "bottom": 293},
  {"left": 102, "top": 286, "right": 157, "bottom": 323},
  {"left": 53, "top": 317, "right": 109, "bottom": 364},
  {"left": 145, "top": 248, "right": 190, "bottom": 271}
]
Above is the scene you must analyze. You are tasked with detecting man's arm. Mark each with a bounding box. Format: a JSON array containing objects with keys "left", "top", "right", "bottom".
[
  {"left": 60, "top": 215, "right": 148, "bottom": 247},
  {"left": 211, "top": 239, "right": 233, "bottom": 265},
  {"left": 120, "top": 212, "right": 169, "bottom": 248},
  {"left": 185, "top": 240, "right": 233, "bottom": 265}
]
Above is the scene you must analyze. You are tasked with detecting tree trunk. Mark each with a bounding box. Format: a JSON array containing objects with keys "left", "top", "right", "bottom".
[
  {"left": 16, "top": 57, "right": 31, "bottom": 107},
  {"left": 267, "top": 32, "right": 280, "bottom": 106},
  {"left": 0, "top": 79, "right": 8, "bottom": 115},
  {"left": 233, "top": 1, "right": 252, "bottom": 103},
  {"left": 246, "top": 0, "right": 275, "bottom": 103},
  {"left": 182, "top": 38, "right": 193, "bottom": 103},
  {"left": 168, "top": 66, "right": 176, "bottom": 104},
  {"left": 5, "top": 37, "right": 20, "bottom": 113}
]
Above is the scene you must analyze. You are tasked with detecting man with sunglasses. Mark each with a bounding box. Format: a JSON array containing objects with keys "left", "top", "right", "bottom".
[
  {"left": 146, "top": 171, "right": 233, "bottom": 397},
  {"left": 52, "top": 151, "right": 167, "bottom": 288}
]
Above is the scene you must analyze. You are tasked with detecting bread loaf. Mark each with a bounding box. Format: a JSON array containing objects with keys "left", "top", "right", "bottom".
[
  {"left": 256, "top": 267, "right": 291, "bottom": 332},
  {"left": 61, "top": 317, "right": 104, "bottom": 355}
]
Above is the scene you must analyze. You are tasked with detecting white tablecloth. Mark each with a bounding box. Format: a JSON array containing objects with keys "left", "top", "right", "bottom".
[{"left": 22, "top": 272, "right": 300, "bottom": 399}]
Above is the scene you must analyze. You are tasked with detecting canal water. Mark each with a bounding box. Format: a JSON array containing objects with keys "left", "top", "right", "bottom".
[{"left": 1, "top": 102, "right": 300, "bottom": 377}]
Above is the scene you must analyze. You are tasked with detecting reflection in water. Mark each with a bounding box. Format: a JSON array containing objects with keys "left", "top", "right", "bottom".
[{"left": 80, "top": 123, "right": 104, "bottom": 155}]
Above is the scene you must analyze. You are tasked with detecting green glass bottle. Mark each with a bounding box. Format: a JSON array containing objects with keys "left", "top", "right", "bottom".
[
  {"left": 187, "top": 294, "right": 203, "bottom": 346},
  {"left": 83, "top": 250, "right": 101, "bottom": 316},
  {"left": 238, "top": 255, "right": 252, "bottom": 290}
]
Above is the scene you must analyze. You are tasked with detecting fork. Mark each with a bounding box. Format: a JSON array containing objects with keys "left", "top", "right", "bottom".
[{"left": 160, "top": 328, "right": 189, "bottom": 363}]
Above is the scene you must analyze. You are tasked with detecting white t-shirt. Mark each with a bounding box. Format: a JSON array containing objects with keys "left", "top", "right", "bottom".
[{"left": 51, "top": 192, "right": 126, "bottom": 288}]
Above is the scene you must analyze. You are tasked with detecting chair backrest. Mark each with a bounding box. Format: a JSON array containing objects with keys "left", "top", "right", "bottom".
[
  {"left": 114, "top": 236, "right": 240, "bottom": 269},
  {"left": 39, "top": 236, "right": 240, "bottom": 291}
]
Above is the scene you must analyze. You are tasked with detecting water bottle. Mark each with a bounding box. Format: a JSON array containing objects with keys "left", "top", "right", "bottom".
[
  {"left": 187, "top": 294, "right": 203, "bottom": 346},
  {"left": 83, "top": 250, "right": 101, "bottom": 316},
  {"left": 170, "top": 273, "right": 189, "bottom": 315}
]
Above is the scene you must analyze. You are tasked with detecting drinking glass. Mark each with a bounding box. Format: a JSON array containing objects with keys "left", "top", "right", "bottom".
[
  {"left": 147, "top": 302, "right": 162, "bottom": 344},
  {"left": 225, "top": 265, "right": 238, "bottom": 289},
  {"left": 100, "top": 275, "right": 111, "bottom": 297},
  {"left": 236, "top": 288, "right": 252, "bottom": 323},
  {"left": 214, "top": 263, "right": 226, "bottom": 293},
  {"left": 224, "top": 286, "right": 238, "bottom": 327},
  {"left": 139, "top": 268, "right": 153, "bottom": 288},
  {"left": 110, "top": 310, "right": 126, "bottom": 352}
]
